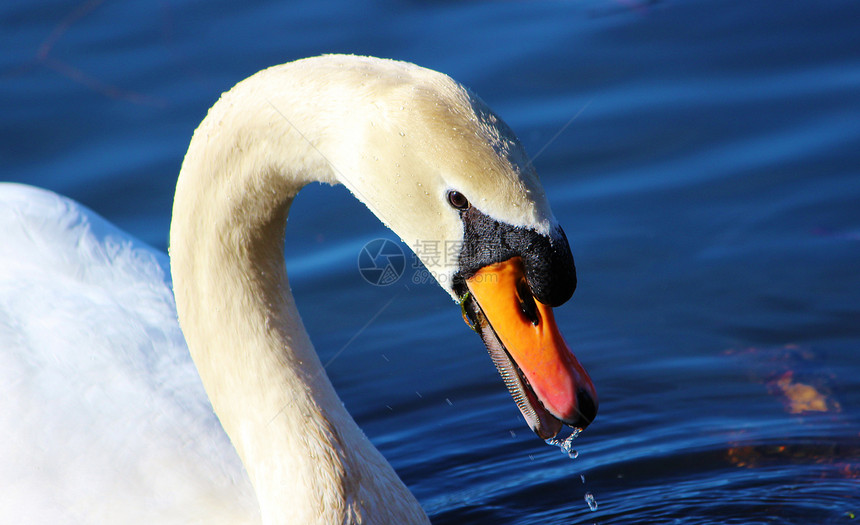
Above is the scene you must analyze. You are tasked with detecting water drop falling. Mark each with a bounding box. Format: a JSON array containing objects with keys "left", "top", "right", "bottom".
[{"left": 584, "top": 492, "right": 598, "bottom": 511}]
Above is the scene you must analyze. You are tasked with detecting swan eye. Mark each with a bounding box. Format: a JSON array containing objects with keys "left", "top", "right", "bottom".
[{"left": 447, "top": 190, "right": 470, "bottom": 210}]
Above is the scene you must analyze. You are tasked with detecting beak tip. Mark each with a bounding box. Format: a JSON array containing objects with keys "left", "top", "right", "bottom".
[
  {"left": 578, "top": 387, "right": 599, "bottom": 429},
  {"left": 565, "top": 387, "right": 598, "bottom": 431}
]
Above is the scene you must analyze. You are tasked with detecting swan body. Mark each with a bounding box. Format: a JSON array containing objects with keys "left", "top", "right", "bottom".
[{"left": 2, "top": 55, "right": 596, "bottom": 524}]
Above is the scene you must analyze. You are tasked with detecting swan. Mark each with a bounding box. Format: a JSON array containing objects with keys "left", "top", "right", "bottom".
[{"left": 0, "top": 55, "right": 597, "bottom": 524}]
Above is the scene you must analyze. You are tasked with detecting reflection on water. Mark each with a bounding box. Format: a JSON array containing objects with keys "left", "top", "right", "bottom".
[{"left": 3, "top": 0, "right": 859, "bottom": 522}]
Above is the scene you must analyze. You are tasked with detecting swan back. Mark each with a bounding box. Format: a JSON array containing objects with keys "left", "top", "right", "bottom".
[{"left": 0, "top": 183, "right": 258, "bottom": 524}]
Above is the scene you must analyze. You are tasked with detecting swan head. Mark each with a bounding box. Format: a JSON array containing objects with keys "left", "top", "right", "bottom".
[
  {"left": 222, "top": 55, "right": 597, "bottom": 437},
  {"left": 298, "top": 56, "right": 597, "bottom": 437}
]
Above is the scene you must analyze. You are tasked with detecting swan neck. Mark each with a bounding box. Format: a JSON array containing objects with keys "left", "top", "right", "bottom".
[{"left": 169, "top": 64, "right": 428, "bottom": 524}]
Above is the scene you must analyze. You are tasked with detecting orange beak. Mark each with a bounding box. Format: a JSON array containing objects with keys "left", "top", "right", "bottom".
[{"left": 465, "top": 257, "right": 597, "bottom": 439}]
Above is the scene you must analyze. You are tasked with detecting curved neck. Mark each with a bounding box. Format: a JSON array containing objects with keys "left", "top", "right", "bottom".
[{"left": 169, "top": 64, "right": 428, "bottom": 524}]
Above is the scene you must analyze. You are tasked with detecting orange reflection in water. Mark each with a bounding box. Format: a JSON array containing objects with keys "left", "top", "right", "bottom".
[{"left": 721, "top": 344, "right": 856, "bottom": 480}]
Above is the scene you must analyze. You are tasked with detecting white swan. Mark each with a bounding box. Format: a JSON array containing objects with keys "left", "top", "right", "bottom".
[{"left": 1, "top": 55, "right": 596, "bottom": 524}]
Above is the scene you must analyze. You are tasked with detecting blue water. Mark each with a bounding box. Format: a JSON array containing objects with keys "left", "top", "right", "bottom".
[{"left": 3, "top": 1, "right": 859, "bottom": 523}]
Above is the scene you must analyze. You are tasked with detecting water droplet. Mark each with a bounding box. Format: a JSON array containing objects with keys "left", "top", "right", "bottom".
[
  {"left": 399, "top": 131, "right": 405, "bottom": 136},
  {"left": 585, "top": 492, "right": 598, "bottom": 511},
  {"left": 545, "top": 427, "right": 581, "bottom": 459},
  {"left": 580, "top": 474, "right": 586, "bottom": 484}
]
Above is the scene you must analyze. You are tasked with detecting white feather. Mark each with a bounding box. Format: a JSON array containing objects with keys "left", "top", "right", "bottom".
[{"left": 0, "top": 183, "right": 257, "bottom": 524}]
